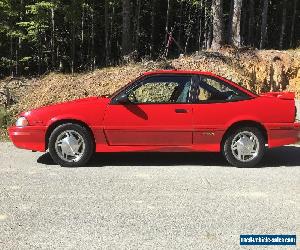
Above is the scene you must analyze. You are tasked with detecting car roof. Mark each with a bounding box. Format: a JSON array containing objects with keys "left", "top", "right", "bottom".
[{"left": 143, "top": 70, "right": 215, "bottom": 76}]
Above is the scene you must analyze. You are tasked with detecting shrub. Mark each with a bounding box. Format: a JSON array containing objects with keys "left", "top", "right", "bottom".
[{"left": 0, "top": 106, "right": 13, "bottom": 128}]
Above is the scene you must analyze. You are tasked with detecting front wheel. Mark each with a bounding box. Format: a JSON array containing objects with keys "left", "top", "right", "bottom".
[
  {"left": 222, "top": 127, "right": 265, "bottom": 167},
  {"left": 48, "top": 123, "right": 94, "bottom": 167}
]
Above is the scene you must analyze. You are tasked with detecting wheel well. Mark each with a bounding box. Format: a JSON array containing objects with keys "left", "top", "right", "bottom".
[
  {"left": 45, "top": 119, "right": 95, "bottom": 150},
  {"left": 221, "top": 121, "right": 268, "bottom": 147}
]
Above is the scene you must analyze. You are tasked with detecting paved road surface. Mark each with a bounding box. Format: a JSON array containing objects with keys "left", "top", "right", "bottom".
[{"left": 0, "top": 142, "right": 299, "bottom": 249}]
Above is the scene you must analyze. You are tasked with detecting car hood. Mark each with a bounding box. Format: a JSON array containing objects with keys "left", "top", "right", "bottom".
[
  {"left": 21, "top": 96, "right": 108, "bottom": 113},
  {"left": 20, "top": 96, "right": 111, "bottom": 125}
]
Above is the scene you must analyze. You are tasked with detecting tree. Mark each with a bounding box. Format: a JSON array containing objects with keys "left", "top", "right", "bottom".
[
  {"left": 230, "top": 0, "right": 243, "bottom": 47},
  {"left": 197, "top": 0, "right": 203, "bottom": 51},
  {"left": 290, "top": 0, "right": 298, "bottom": 48},
  {"left": 0, "top": 0, "right": 16, "bottom": 76},
  {"left": 104, "top": 0, "right": 110, "bottom": 65},
  {"left": 122, "top": 0, "right": 131, "bottom": 57},
  {"left": 18, "top": 1, "right": 55, "bottom": 74},
  {"left": 211, "top": 0, "right": 224, "bottom": 50},
  {"left": 247, "top": 0, "right": 255, "bottom": 46},
  {"left": 0, "top": 0, "right": 299, "bottom": 77},
  {"left": 133, "top": 0, "right": 141, "bottom": 52},
  {"left": 260, "top": 0, "right": 268, "bottom": 49},
  {"left": 164, "top": 0, "right": 171, "bottom": 56},
  {"left": 150, "top": 0, "right": 156, "bottom": 58},
  {"left": 50, "top": 1, "right": 56, "bottom": 70},
  {"left": 279, "top": 0, "right": 287, "bottom": 49}
]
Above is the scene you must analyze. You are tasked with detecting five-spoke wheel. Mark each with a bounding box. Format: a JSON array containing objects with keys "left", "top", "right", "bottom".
[
  {"left": 223, "top": 127, "right": 265, "bottom": 167},
  {"left": 49, "top": 123, "right": 94, "bottom": 167},
  {"left": 55, "top": 130, "right": 86, "bottom": 163}
]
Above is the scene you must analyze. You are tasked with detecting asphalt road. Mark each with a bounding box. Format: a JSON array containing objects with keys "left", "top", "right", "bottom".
[{"left": 0, "top": 142, "right": 299, "bottom": 250}]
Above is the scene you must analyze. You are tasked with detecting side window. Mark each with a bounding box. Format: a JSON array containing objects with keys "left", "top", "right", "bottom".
[
  {"left": 127, "top": 75, "right": 192, "bottom": 104},
  {"left": 190, "top": 76, "right": 248, "bottom": 103}
]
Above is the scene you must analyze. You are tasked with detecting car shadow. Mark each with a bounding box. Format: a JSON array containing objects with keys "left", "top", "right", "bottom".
[{"left": 37, "top": 145, "right": 300, "bottom": 168}]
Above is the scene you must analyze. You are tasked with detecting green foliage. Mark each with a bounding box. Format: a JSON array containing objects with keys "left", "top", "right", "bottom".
[
  {"left": 0, "top": 104, "right": 10, "bottom": 140},
  {"left": 0, "top": 0, "right": 299, "bottom": 76},
  {"left": 18, "top": 1, "right": 54, "bottom": 41},
  {"left": 0, "top": 57, "right": 12, "bottom": 69},
  {"left": 0, "top": 106, "right": 8, "bottom": 127}
]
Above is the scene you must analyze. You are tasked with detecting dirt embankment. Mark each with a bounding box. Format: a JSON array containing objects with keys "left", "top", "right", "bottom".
[{"left": 1, "top": 48, "right": 300, "bottom": 115}]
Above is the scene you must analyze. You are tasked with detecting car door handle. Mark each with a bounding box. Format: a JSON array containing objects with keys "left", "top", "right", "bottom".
[{"left": 175, "top": 109, "right": 188, "bottom": 113}]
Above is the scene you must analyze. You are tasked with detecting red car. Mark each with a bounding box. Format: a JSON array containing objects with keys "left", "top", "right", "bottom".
[{"left": 8, "top": 70, "right": 300, "bottom": 167}]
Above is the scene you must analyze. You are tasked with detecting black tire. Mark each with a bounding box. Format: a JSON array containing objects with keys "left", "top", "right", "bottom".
[
  {"left": 222, "top": 127, "right": 265, "bottom": 167},
  {"left": 48, "top": 123, "right": 94, "bottom": 167}
]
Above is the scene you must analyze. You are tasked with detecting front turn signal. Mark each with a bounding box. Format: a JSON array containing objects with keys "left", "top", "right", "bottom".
[{"left": 15, "top": 117, "right": 29, "bottom": 127}]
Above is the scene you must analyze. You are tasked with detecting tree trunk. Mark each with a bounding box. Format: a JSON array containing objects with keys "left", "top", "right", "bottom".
[
  {"left": 17, "top": 0, "right": 24, "bottom": 76},
  {"left": 247, "top": 0, "right": 255, "bottom": 46},
  {"left": 204, "top": 0, "right": 209, "bottom": 48},
  {"left": 135, "top": 0, "right": 141, "bottom": 52},
  {"left": 231, "top": 0, "right": 243, "bottom": 47},
  {"left": 289, "top": 0, "right": 298, "bottom": 48},
  {"left": 122, "top": 0, "right": 131, "bottom": 56},
  {"left": 164, "top": 0, "right": 171, "bottom": 56},
  {"left": 184, "top": 6, "right": 193, "bottom": 54},
  {"left": 198, "top": 0, "right": 203, "bottom": 51},
  {"left": 279, "top": 0, "right": 287, "bottom": 49},
  {"left": 150, "top": 0, "right": 156, "bottom": 58},
  {"left": 259, "top": 0, "right": 268, "bottom": 49},
  {"left": 80, "top": 4, "right": 85, "bottom": 68},
  {"left": 90, "top": 7, "right": 95, "bottom": 70},
  {"left": 227, "top": 0, "right": 234, "bottom": 44},
  {"left": 208, "top": 14, "right": 213, "bottom": 48},
  {"left": 105, "top": 0, "right": 110, "bottom": 65},
  {"left": 15, "top": 38, "right": 19, "bottom": 76},
  {"left": 211, "top": 0, "right": 224, "bottom": 50},
  {"left": 50, "top": 0, "right": 56, "bottom": 70},
  {"left": 9, "top": 36, "right": 13, "bottom": 77},
  {"left": 177, "top": 1, "right": 184, "bottom": 48},
  {"left": 240, "top": 1, "right": 247, "bottom": 45},
  {"left": 51, "top": 6, "right": 56, "bottom": 70},
  {"left": 71, "top": 21, "right": 75, "bottom": 74},
  {"left": 111, "top": 5, "right": 116, "bottom": 64},
  {"left": 38, "top": 31, "right": 42, "bottom": 75}
]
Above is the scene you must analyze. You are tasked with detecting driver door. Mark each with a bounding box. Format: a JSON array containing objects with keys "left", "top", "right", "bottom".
[{"left": 103, "top": 74, "right": 194, "bottom": 146}]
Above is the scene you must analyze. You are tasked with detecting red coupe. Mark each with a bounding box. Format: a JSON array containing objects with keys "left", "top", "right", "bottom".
[{"left": 8, "top": 70, "right": 300, "bottom": 167}]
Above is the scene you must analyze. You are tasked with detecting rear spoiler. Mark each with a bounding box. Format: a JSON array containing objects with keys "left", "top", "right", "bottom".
[{"left": 260, "top": 92, "right": 295, "bottom": 100}]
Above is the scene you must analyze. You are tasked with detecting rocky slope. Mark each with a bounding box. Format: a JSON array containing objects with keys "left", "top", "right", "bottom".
[{"left": 1, "top": 48, "right": 300, "bottom": 115}]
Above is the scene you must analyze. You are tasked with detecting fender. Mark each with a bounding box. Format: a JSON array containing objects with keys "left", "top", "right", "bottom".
[
  {"left": 45, "top": 114, "right": 108, "bottom": 149},
  {"left": 225, "top": 115, "right": 264, "bottom": 130},
  {"left": 46, "top": 114, "right": 92, "bottom": 128}
]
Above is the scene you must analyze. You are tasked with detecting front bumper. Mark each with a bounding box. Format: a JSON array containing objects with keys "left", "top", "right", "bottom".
[
  {"left": 8, "top": 126, "right": 47, "bottom": 152},
  {"left": 267, "top": 122, "right": 300, "bottom": 148}
]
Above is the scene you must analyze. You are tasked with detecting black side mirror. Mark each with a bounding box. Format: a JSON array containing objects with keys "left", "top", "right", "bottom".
[{"left": 115, "top": 93, "right": 130, "bottom": 104}]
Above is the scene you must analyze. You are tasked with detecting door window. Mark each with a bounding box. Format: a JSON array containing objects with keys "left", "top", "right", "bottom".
[{"left": 126, "top": 75, "right": 193, "bottom": 104}]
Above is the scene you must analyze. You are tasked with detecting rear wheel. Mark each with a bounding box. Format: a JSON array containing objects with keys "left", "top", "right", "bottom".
[
  {"left": 48, "top": 123, "right": 94, "bottom": 167},
  {"left": 222, "top": 127, "right": 265, "bottom": 167}
]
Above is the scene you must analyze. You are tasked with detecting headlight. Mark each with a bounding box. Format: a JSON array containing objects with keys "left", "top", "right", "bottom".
[{"left": 16, "top": 117, "right": 29, "bottom": 127}]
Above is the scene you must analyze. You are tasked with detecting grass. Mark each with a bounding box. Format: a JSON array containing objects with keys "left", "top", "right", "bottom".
[
  {"left": 0, "top": 106, "right": 13, "bottom": 141},
  {"left": 0, "top": 128, "right": 9, "bottom": 141}
]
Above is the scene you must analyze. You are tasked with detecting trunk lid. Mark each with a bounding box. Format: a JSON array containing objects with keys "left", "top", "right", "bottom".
[{"left": 260, "top": 91, "right": 295, "bottom": 100}]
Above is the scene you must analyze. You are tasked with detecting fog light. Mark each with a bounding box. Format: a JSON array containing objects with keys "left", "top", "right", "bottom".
[{"left": 16, "top": 117, "right": 29, "bottom": 127}]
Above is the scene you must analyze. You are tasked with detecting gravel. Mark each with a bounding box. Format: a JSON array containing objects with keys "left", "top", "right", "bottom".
[{"left": 0, "top": 142, "right": 299, "bottom": 250}]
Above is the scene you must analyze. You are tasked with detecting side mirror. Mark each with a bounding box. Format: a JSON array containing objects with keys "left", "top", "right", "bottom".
[{"left": 115, "top": 93, "right": 130, "bottom": 104}]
